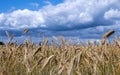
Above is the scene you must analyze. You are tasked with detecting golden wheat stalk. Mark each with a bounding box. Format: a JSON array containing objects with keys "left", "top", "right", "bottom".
[
  {"left": 67, "top": 55, "right": 76, "bottom": 75},
  {"left": 41, "top": 55, "right": 54, "bottom": 71},
  {"left": 33, "top": 46, "right": 42, "bottom": 56},
  {"left": 101, "top": 38, "right": 106, "bottom": 45},
  {"left": 115, "top": 40, "right": 120, "bottom": 47},
  {"left": 5, "top": 31, "right": 10, "bottom": 38},
  {"left": 101, "top": 30, "right": 115, "bottom": 45},
  {"left": 103, "top": 30, "right": 115, "bottom": 39},
  {"left": 9, "top": 34, "right": 14, "bottom": 42},
  {"left": 23, "top": 28, "right": 29, "bottom": 34},
  {"left": 5, "top": 31, "right": 14, "bottom": 42}
]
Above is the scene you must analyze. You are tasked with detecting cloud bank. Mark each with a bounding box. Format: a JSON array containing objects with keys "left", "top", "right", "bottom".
[{"left": 0, "top": 0, "right": 120, "bottom": 40}]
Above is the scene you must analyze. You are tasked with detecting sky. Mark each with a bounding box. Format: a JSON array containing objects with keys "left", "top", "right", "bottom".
[{"left": 0, "top": 0, "right": 120, "bottom": 43}]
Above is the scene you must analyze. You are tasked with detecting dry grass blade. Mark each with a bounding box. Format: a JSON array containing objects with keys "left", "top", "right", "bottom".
[
  {"left": 33, "top": 46, "right": 42, "bottom": 56},
  {"left": 5, "top": 31, "right": 10, "bottom": 38},
  {"left": 60, "top": 36, "right": 66, "bottom": 45},
  {"left": 23, "top": 28, "right": 29, "bottom": 34},
  {"left": 38, "top": 31, "right": 43, "bottom": 36},
  {"left": 58, "top": 66, "right": 64, "bottom": 75},
  {"left": 41, "top": 55, "right": 54, "bottom": 71},
  {"left": 5, "top": 31, "right": 14, "bottom": 42},
  {"left": 24, "top": 44, "right": 31, "bottom": 73},
  {"left": 43, "top": 39, "right": 48, "bottom": 46},
  {"left": 76, "top": 71, "right": 82, "bottom": 75},
  {"left": 9, "top": 34, "right": 14, "bottom": 42},
  {"left": 101, "top": 30, "right": 115, "bottom": 45},
  {"left": 115, "top": 40, "right": 120, "bottom": 47},
  {"left": 93, "top": 62, "right": 97, "bottom": 75},
  {"left": 67, "top": 56, "right": 76, "bottom": 75},
  {"left": 50, "top": 68, "right": 54, "bottom": 75},
  {"left": 53, "top": 36, "right": 57, "bottom": 41},
  {"left": 31, "top": 57, "right": 44, "bottom": 72},
  {"left": 103, "top": 30, "right": 115, "bottom": 39},
  {"left": 101, "top": 38, "right": 106, "bottom": 45}
]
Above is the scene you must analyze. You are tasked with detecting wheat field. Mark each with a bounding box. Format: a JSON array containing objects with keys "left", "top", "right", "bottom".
[{"left": 0, "top": 30, "right": 120, "bottom": 75}]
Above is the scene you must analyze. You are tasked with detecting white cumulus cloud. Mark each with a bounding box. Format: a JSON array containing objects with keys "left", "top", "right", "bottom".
[
  {"left": 104, "top": 9, "right": 120, "bottom": 20},
  {"left": 0, "top": 13, "right": 4, "bottom": 22},
  {"left": 0, "top": 0, "right": 118, "bottom": 29},
  {"left": 0, "top": 9, "right": 45, "bottom": 29},
  {"left": 0, "top": 0, "right": 119, "bottom": 39}
]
